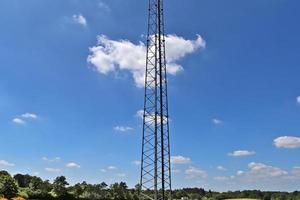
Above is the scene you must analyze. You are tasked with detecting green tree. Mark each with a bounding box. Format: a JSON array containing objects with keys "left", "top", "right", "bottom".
[
  {"left": 52, "top": 176, "right": 69, "bottom": 197},
  {"left": 13, "top": 174, "right": 32, "bottom": 188},
  {"left": 0, "top": 173, "right": 18, "bottom": 198}
]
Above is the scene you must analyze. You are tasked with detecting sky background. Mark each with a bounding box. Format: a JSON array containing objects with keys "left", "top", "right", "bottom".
[{"left": 0, "top": 0, "right": 300, "bottom": 192}]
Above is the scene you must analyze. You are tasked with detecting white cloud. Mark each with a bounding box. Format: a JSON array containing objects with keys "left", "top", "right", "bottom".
[
  {"left": 171, "top": 155, "right": 191, "bottom": 164},
  {"left": 45, "top": 168, "right": 61, "bottom": 173},
  {"left": 113, "top": 126, "right": 133, "bottom": 132},
  {"left": 100, "top": 169, "right": 107, "bottom": 173},
  {"left": 42, "top": 156, "right": 61, "bottom": 162},
  {"left": 212, "top": 118, "right": 223, "bottom": 125},
  {"left": 185, "top": 166, "right": 207, "bottom": 179},
  {"left": 21, "top": 113, "right": 37, "bottom": 119},
  {"left": 0, "top": 160, "right": 15, "bottom": 167},
  {"left": 217, "top": 166, "right": 227, "bottom": 171},
  {"left": 297, "top": 96, "right": 300, "bottom": 105},
  {"left": 132, "top": 160, "right": 141, "bottom": 166},
  {"left": 98, "top": 1, "right": 110, "bottom": 11},
  {"left": 66, "top": 162, "right": 81, "bottom": 169},
  {"left": 12, "top": 118, "right": 25, "bottom": 125},
  {"left": 136, "top": 110, "right": 144, "bottom": 119},
  {"left": 72, "top": 14, "right": 87, "bottom": 26},
  {"left": 107, "top": 166, "right": 117, "bottom": 170},
  {"left": 239, "top": 162, "right": 288, "bottom": 179},
  {"left": 273, "top": 136, "right": 300, "bottom": 149},
  {"left": 237, "top": 170, "right": 245, "bottom": 176},
  {"left": 12, "top": 112, "right": 38, "bottom": 125},
  {"left": 88, "top": 34, "right": 205, "bottom": 87},
  {"left": 228, "top": 150, "right": 256, "bottom": 157}
]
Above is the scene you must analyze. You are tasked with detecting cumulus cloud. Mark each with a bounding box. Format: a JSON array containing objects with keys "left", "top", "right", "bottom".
[
  {"left": 273, "top": 136, "right": 300, "bottom": 149},
  {"left": 228, "top": 150, "right": 256, "bottom": 157},
  {"left": 21, "top": 113, "right": 37, "bottom": 119},
  {"left": 212, "top": 118, "right": 223, "bottom": 125},
  {"left": 72, "top": 14, "right": 87, "bottom": 26},
  {"left": 0, "top": 160, "right": 15, "bottom": 167},
  {"left": 12, "top": 118, "right": 25, "bottom": 125},
  {"left": 88, "top": 34, "right": 205, "bottom": 87},
  {"left": 237, "top": 162, "right": 287, "bottom": 179},
  {"left": 66, "top": 162, "right": 81, "bottom": 169},
  {"left": 171, "top": 155, "right": 191, "bottom": 164},
  {"left": 12, "top": 112, "right": 38, "bottom": 125},
  {"left": 185, "top": 166, "right": 207, "bottom": 179},
  {"left": 113, "top": 126, "right": 133, "bottom": 132},
  {"left": 45, "top": 168, "right": 61, "bottom": 173}
]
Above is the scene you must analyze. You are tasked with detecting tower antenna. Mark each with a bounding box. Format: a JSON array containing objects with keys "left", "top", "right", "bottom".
[{"left": 140, "top": 0, "right": 172, "bottom": 199}]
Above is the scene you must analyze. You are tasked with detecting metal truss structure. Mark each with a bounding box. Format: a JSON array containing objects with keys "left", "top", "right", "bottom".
[{"left": 140, "top": 0, "right": 172, "bottom": 199}]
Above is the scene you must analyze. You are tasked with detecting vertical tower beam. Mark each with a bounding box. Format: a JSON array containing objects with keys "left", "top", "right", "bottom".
[{"left": 140, "top": 0, "right": 172, "bottom": 199}]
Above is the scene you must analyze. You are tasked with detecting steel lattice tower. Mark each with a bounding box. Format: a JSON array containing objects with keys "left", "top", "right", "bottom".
[{"left": 140, "top": 0, "right": 172, "bottom": 199}]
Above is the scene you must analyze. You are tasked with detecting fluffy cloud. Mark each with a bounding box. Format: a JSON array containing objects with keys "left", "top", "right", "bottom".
[
  {"left": 185, "top": 166, "right": 207, "bottom": 179},
  {"left": 12, "top": 118, "right": 25, "bottom": 125},
  {"left": 0, "top": 160, "right": 15, "bottom": 167},
  {"left": 212, "top": 118, "right": 223, "bottom": 125},
  {"left": 12, "top": 112, "right": 38, "bottom": 125},
  {"left": 297, "top": 96, "right": 300, "bottom": 105},
  {"left": 72, "top": 14, "right": 87, "bottom": 26},
  {"left": 88, "top": 34, "right": 205, "bottom": 87},
  {"left": 237, "top": 162, "right": 287, "bottom": 179},
  {"left": 228, "top": 150, "right": 256, "bottom": 157},
  {"left": 171, "top": 155, "right": 191, "bottom": 164},
  {"left": 45, "top": 168, "right": 61, "bottom": 173},
  {"left": 273, "top": 136, "right": 300, "bottom": 149},
  {"left": 21, "top": 113, "right": 37, "bottom": 119},
  {"left": 66, "top": 162, "right": 81, "bottom": 169},
  {"left": 113, "top": 126, "right": 133, "bottom": 132}
]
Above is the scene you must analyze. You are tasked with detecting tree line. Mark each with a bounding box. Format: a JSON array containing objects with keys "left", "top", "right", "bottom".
[{"left": 0, "top": 170, "right": 299, "bottom": 200}]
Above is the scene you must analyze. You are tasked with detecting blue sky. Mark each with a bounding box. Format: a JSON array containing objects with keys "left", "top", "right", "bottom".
[{"left": 1, "top": 0, "right": 300, "bottom": 192}]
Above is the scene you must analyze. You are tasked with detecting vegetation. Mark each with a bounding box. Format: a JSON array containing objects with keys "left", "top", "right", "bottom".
[{"left": 0, "top": 170, "right": 299, "bottom": 200}]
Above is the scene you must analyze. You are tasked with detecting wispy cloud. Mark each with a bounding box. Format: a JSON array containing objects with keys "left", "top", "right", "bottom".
[
  {"left": 42, "top": 157, "right": 61, "bottom": 162},
  {"left": 45, "top": 168, "right": 61, "bottom": 173},
  {"left": 132, "top": 160, "right": 141, "bottom": 166},
  {"left": 72, "top": 14, "right": 87, "bottom": 26},
  {"left": 273, "top": 136, "right": 300, "bottom": 149},
  {"left": 113, "top": 126, "right": 133, "bottom": 132},
  {"left": 297, "top": 96, "right": 300, "bottom": 105},
  {"left": 98, "top": 1, "right": 110, "bottom": 11},
  {"left": 217, "top": 166, "right": 227, "bottom": 171},
  {"left": 228, "top": 150, "right": 256, "bottom": 157},
  {"left": 0, "top": 160, "right": 15, "bottom": 167},
  {"left": 212, "top": 118, "right": 223, "bottom": 125},
  {"left": 88, "top": 34, "right": 205, "bottom": 87}
]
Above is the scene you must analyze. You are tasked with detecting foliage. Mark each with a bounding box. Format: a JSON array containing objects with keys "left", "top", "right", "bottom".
[
  {"left": 0, "top": 172, "right": 18, "bottom": 198},
  {"left": 0, "top": 170, "right": 299, "bottom": 200}
]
